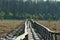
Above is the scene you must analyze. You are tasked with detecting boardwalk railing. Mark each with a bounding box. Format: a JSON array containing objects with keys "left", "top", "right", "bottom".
[
  {"left": 1, "top": 23, "right": 25, "bottom": 40},
  {"left": 15, "top": 20, "right": 28, "bottom": 40},
  {"left": 1, "top": 19, "right": 60, "bottom": 40},
  {"left": 31, "top": 20, "right": 60, "bottom": 40},
  {"left": 1, "top": 20, "right": 28, "bottom": 40}
]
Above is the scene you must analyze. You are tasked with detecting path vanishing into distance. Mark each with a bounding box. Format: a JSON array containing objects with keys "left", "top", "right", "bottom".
[{"left": 1, "top": 19, "right": 60, "bottom": 40}]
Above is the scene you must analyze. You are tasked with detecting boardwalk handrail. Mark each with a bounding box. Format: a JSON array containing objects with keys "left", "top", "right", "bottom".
[
  {"left": 31, "top": 20, "right": 60, "bottom": 40},
  {"left": 1, "top": 20, "right": 28, "bottom": 40},
  {"left": 36, "top": 21, "right": 60, "bottom": 34},
  {"left": 15, "top": 20, "right": 28, "bottom": 40},
  {"left": 1, "top": 22, "right": 25, "bottom": 40}
]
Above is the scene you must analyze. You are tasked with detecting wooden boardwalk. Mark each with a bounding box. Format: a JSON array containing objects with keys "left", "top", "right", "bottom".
[
  {"left": 1, "top": 19, "right": 60, "bottom": 40},
  {"left": 28, "top": 21, "right": 40, "bottom": 40}
]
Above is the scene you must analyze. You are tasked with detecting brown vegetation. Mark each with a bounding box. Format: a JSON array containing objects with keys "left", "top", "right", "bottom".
[
  {"left": 0, "top": 20, "right": 24, "bottom": 38},
  {"left": 37, "top": 20, "right": 60, "bottom": 31}
]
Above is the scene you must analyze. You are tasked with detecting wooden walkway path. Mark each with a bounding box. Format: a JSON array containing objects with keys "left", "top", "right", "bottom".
[
  {"left": 1, "top": 19, "right": 60, "bottom": 40},
  {"left": 28, "top": 21, "right": 40, "bottom": 40}
]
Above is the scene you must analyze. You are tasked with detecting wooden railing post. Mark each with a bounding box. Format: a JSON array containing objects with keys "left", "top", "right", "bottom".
[
  {"left": 50, "top": 33, "right": 53, "bottom": 40},
  {"left": 54, "top": 34, "right": 57, "bottom": 40}
]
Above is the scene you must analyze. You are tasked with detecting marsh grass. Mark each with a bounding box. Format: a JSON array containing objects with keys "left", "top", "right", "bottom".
[
  {"left": 37, "top": 20, "right": 60, "bottom": 31},
  {"left": 0, "top": 20, "right": 23, "bottom": 38}
]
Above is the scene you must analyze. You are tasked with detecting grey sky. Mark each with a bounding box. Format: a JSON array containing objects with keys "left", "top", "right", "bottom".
[
  {"left": 57, "top": 0, "right": 60, "bottom": 1},
  {"left": 24, "top": 0, "right": 60, "bottom": 1},
  {"left": 43, "top": 0, "right": 60, "bottom": 1}
]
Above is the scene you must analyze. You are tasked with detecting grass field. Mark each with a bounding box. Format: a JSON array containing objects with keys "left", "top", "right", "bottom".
[
  {"left": 0, "top": 20, "right": 24, "bottom": 38},
  {"left": 37, "top": 20, "right": 60, "bottom": 31}
]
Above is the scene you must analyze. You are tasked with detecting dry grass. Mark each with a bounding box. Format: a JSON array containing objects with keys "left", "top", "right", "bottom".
[
  {"left": 36, "top": 20, "right": 60, "bottom": 31},
  {"left": 0, "top": 20, "right": 24, "bottom": 38}
]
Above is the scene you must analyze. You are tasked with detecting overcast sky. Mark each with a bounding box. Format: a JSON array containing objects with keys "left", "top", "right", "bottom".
[
  {"left": 44, "top": 0, "right": 60, "bottom": 1},
  {"left": 43, "top": 0, "right": 60, "bottom": 1},
  {"left": 57, "top": 0, "right": 60, "bottom": 1},
  {"left": 24, "top": 0, "right": 60, "bottom": 1}
]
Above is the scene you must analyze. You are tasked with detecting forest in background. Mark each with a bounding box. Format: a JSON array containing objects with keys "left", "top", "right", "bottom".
[{"left": 0, "top": 0, "right": 60, "bottom": 20}]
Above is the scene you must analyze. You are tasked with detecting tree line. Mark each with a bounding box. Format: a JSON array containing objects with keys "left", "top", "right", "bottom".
[{"left": 0, "top": 0, "right": 60, "bottom": 20}]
